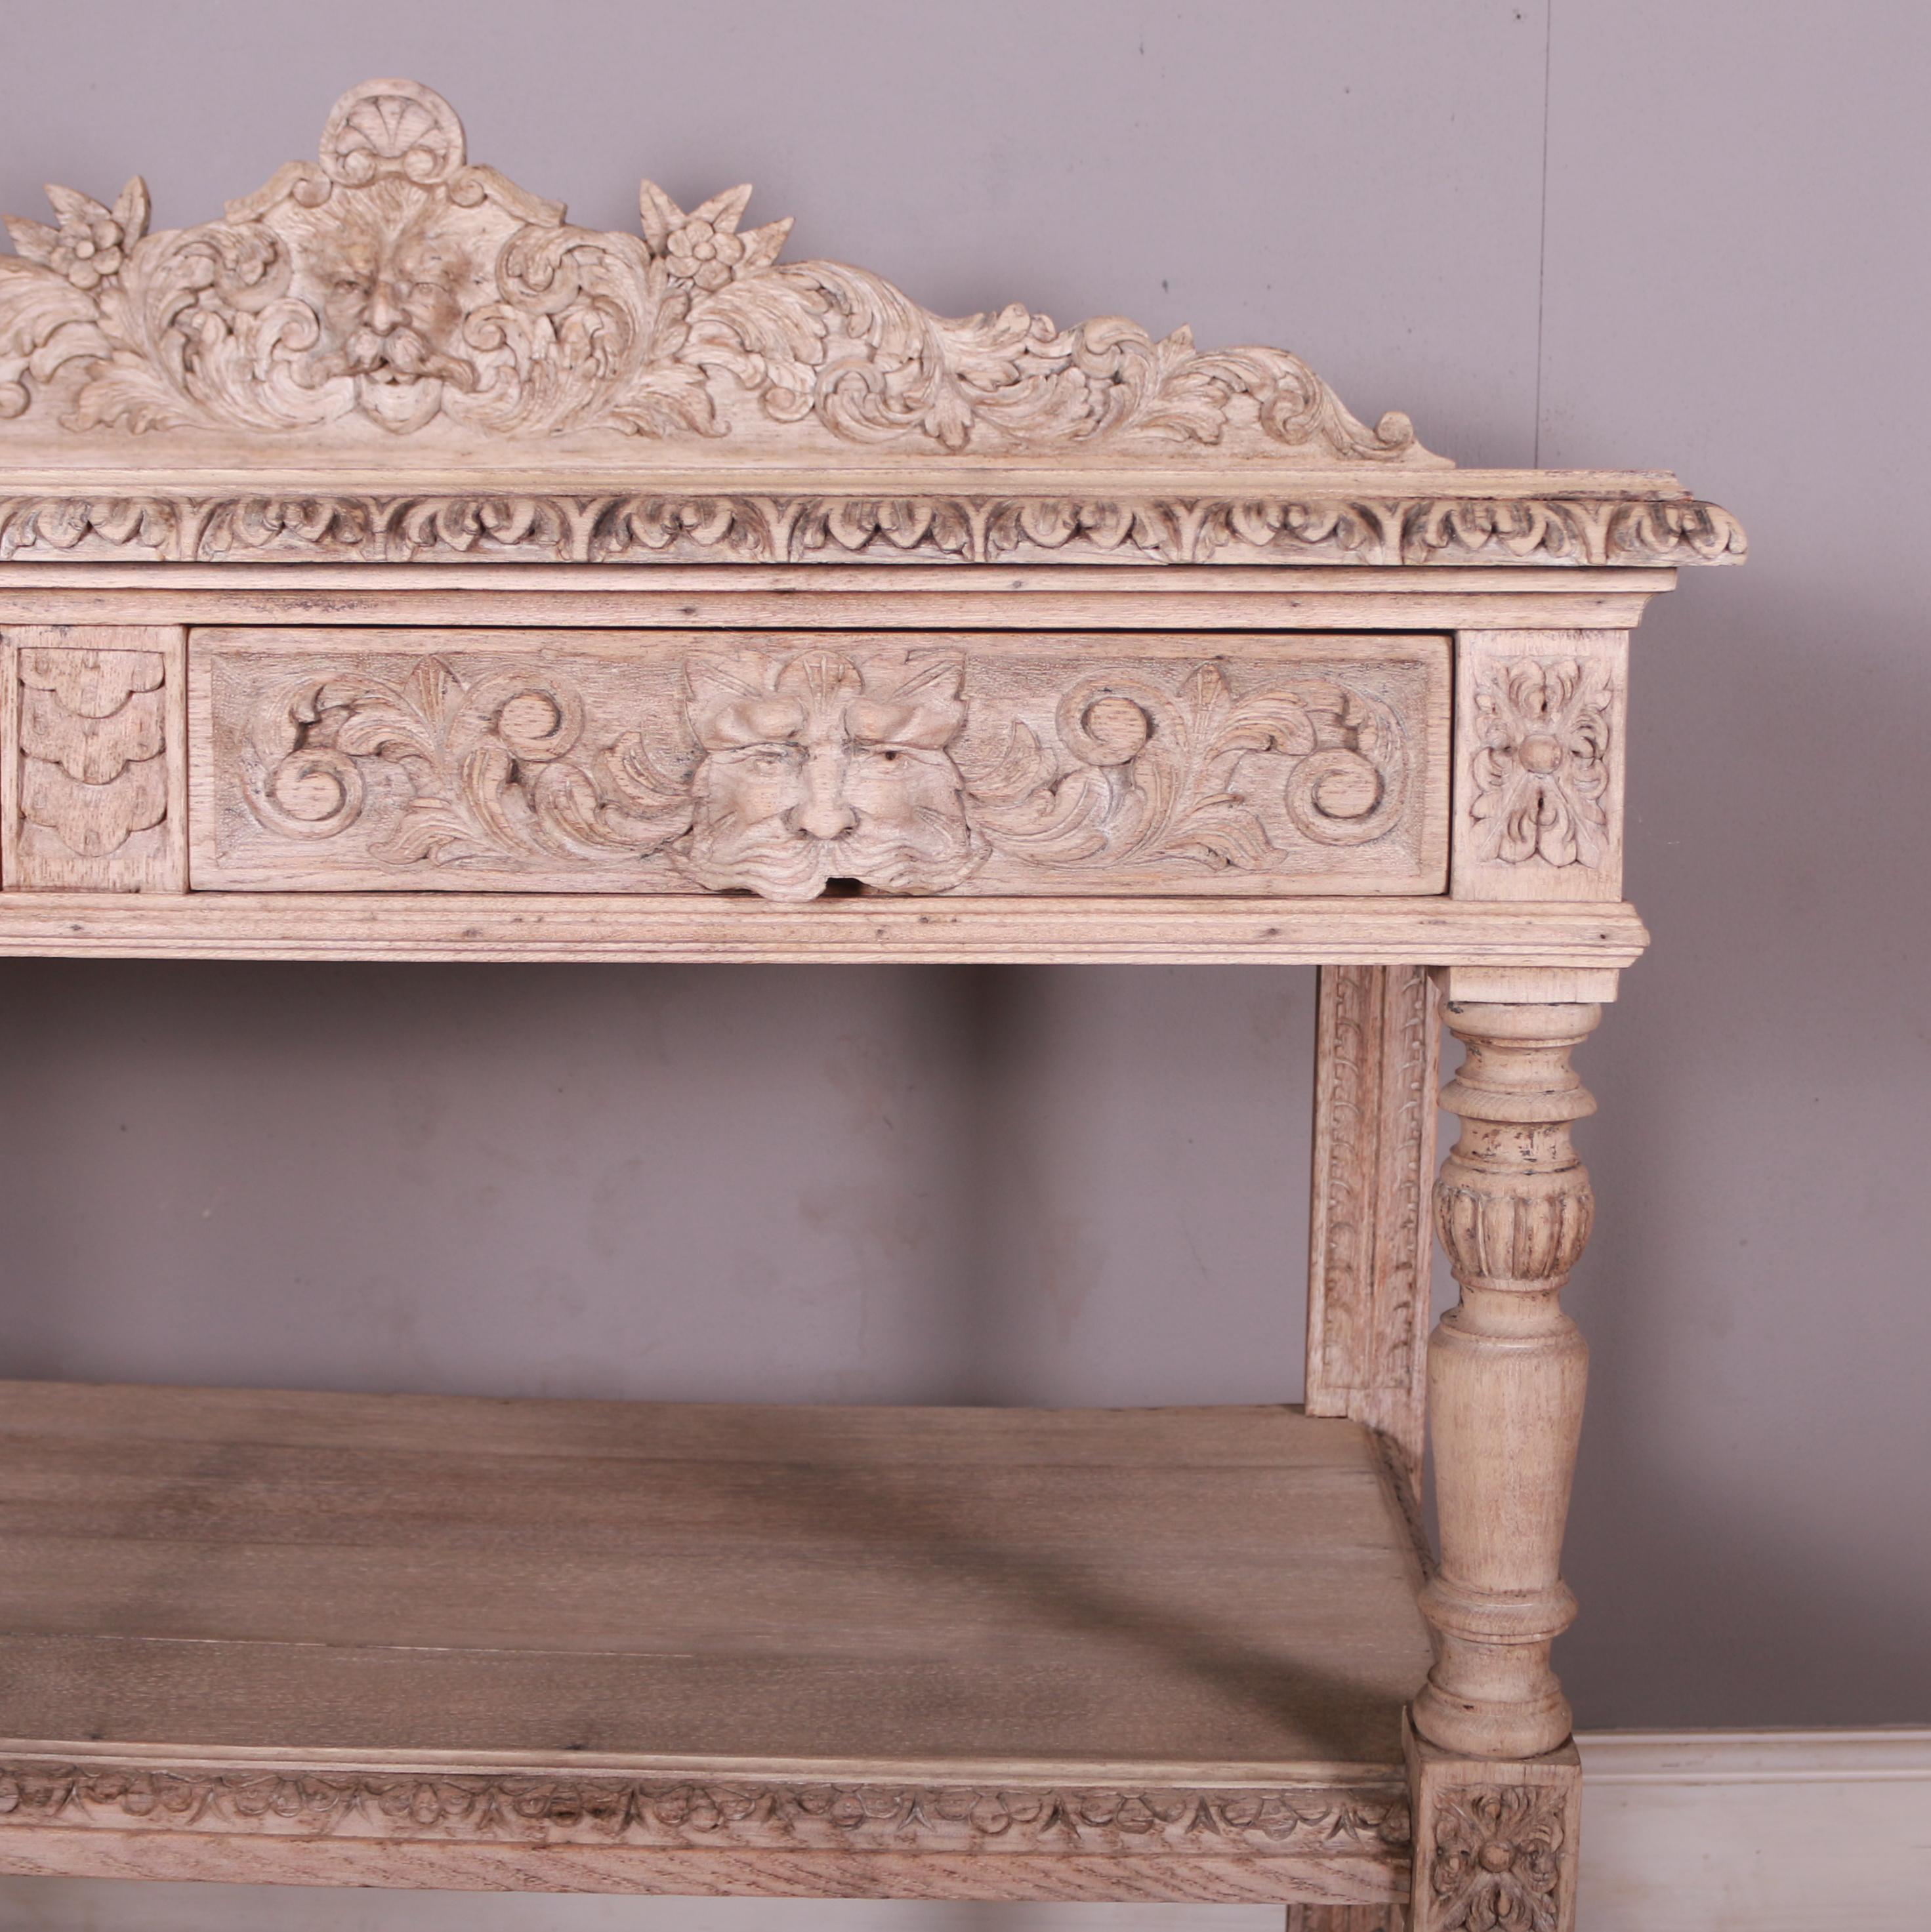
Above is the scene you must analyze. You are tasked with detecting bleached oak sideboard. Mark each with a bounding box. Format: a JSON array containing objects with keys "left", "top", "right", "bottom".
[{"left": 0, "top": 81, "right": 1742, "bottom": 1932}]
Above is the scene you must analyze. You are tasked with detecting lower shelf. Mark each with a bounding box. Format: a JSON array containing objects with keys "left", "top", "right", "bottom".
[{"left": 0, "top": 1381, "right": 1429, "bottom": 1902}]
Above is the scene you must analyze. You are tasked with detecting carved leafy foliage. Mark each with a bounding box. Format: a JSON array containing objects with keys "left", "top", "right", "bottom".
[
  {"left": 0, "top": 1761, "right": 1409, "bottom": 1857},
  {"left": 0, "top": 487, "right": 1749, "bottom": 565},
  {"left": 241, "top": 647, "right": 1416, "bottom": 899},
  {"left": 0, "top": 78, "right": 1433, "bottom": 460},
  {"left": 247, "top": 657, "right": 691, "bottom": 863}
]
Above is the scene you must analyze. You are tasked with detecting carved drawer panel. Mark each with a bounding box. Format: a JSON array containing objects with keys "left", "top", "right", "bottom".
[{"left": 188, "top": 629, "right": 1449, "bottom": 898}]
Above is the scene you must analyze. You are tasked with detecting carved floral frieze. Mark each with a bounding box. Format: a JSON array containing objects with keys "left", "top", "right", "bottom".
[
  {"left": 206, "top": 641, "right": 1438, "bottom": 898},
  {"left": 0, "top": 1761, "right": 1409, "bottom": 1858},
  {"left": 0, "top": 487, "right": 1748, "bottom": 565},
  {"left": 0, "top": 77, "right": 1430, "bottom": 461},
  {"left": 1466, "top": 659, "right": 1614, "bottom": 869}
]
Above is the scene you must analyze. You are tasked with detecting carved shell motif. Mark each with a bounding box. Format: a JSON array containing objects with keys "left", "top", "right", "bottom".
[{"left": 0, "top": 77, "right": 1438, "bottom": 460}]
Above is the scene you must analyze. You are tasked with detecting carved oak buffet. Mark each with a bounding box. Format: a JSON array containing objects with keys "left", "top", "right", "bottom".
[{"left": 0, "top": 81, "right": 1742, "bottom": 1932}]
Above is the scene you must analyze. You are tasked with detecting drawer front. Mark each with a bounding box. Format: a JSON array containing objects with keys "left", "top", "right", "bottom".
[{"left": 189, "top": 630, "right": 1449, "bottom": 898}]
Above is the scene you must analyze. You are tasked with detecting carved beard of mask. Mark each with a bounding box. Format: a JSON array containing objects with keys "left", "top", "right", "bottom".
[
  {"left": 305, "top": 189, "right": 480, "bottom": 432},
  {"left": 683, "top": 739, "right": 983, "bottom": 900}
]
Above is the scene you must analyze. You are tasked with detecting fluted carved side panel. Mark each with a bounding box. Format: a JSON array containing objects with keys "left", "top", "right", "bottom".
[
  {"left": 190, "top": 628, "right": 1449, "bottom": 899},
  {"left": 2, "top": 625, "right": 186, "bottom": 890},
  {"left": 1306, "top": 963, "right": 1440, "bottom": 1491}
]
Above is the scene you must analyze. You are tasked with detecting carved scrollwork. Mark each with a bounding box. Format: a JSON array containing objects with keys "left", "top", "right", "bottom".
[
  {"left": 0, "top": 1761, "right": 1409, "bottom": 1858},
  {"left": 969, "top": 662, "right": 1407, "bottom": 872},
  {"left": 231, "top": 645, "right": 1426, "bottom": 899},
  {"left": 247, "top": 656, "right": 692, "bottom": 865},
  {"left": 1428, "top": 1784, "right": 1567, "bottom": 1932},
  {"left": 0, "top": 77, "right": 1430, "bottom": 462}
]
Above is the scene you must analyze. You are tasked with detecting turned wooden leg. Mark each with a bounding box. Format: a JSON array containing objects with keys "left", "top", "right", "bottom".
[
  {"left": 1412, "top": 999, "right": 1598, "bottom": 1759},
  {"left": 1403, "top": 999, "right": 1595, "bottom": 1932}
]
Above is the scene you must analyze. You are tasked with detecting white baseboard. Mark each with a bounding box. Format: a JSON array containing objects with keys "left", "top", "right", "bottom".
[
  {"left": 0, "top": 1731, "right": 1924, "bottom": 1930},
  {"left": 1577, "top": 1728, "right": 1931, "bottom": 1931}
]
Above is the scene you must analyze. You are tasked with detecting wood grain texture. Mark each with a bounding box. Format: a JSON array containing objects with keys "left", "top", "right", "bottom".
[
  {"left": 0, "top": 566, "right": 1671, "bottom": 636},
  {"left": 0, "top": 625, "right": 185, "bottom": 890},
  {"left": 0, "top": 1382, "right": 1426, "bottom": 1901},
  {"left": 1305, "top": 965, "right": 1440, "bottom": 1492},
  {"left": 190, "top": 628, "right": 1449, "bottom": 899},
  {"left": 0, "top": 892, "right": 1649, "bottom": 965}
]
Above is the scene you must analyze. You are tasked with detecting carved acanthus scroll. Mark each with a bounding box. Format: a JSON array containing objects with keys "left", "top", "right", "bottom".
[
  {"left": 196, "top": 634, "right": 1445, "bottom": 898},
  {"left": 0, "top": 78, "right": 1432, "bottom": 463}
]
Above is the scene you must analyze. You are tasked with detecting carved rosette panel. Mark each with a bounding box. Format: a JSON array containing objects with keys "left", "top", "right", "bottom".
[
  {"left": 1451, "top": 632, "right": 1627, "bottom": 903},
  {"left": 3, "top": 626, "right": 186, "bottom": 890},
  {"left": 0, "top": 1760, "right": 1409, "bottom": 1864},
  {"left": 191, "top": 630, "right": 1448, "bottom": 898},
  {"left": 1426, "top": 1785, "right": 1568, "bottom": 1932},
  {"left": 1467, "top": 660, "right": 1612, "bottom": 869}
]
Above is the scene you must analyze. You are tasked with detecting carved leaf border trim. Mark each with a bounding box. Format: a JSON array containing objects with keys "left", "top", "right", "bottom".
[
  {"left": 0, "top": 1763, "right": 1411, "bottom": 1858},
  {"left": 0, "top": 491, "right": 1747, "bottom": 565}
]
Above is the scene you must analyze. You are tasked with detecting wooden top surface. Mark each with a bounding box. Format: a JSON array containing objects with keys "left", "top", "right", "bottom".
[{"left": 0, "top": 1382, "right": 1430, "bottom": 1781}]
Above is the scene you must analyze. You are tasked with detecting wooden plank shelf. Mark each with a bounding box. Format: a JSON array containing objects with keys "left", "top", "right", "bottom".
[{"left": 0, "top": 1382, "right": 1428, "bottom": 1902}]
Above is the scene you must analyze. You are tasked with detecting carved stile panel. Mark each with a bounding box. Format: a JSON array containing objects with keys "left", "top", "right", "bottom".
[
  {"left": 1, "top": 625, "right": 186, "bottom": 890},
  {"left": 1306, "top": 962, "right": 1440, "bottom": 1494},
  {"left": 190, "top": 630, "right": 1449, "bottom": 898}
]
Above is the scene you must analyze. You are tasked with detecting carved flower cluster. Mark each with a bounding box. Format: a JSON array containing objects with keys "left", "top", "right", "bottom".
[
  {"left": 5, "top": 182, "right": 146, "bottom": 289},
  {"left": 642, "top": 182, "right": 788, "bottom": 294}
]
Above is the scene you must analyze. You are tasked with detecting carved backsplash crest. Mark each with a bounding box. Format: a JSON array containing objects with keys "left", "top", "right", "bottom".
[{"left": 0, "top": 77, "right": 1436, "bottom": 462}]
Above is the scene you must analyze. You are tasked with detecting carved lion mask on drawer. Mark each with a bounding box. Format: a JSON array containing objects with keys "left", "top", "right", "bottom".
[{"left": 682, "top": 651, "right": 984, "bottom": 900}]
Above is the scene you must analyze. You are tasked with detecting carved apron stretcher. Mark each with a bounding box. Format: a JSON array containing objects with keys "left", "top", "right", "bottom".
[{"left": 0, "top": 80, "right": 1741, "bottom": 1931}]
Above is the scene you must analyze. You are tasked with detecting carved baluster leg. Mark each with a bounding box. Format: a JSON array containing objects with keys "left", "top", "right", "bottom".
[{"left": 1406, "top": 999, "right": 1598, "bottom": 1932}]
